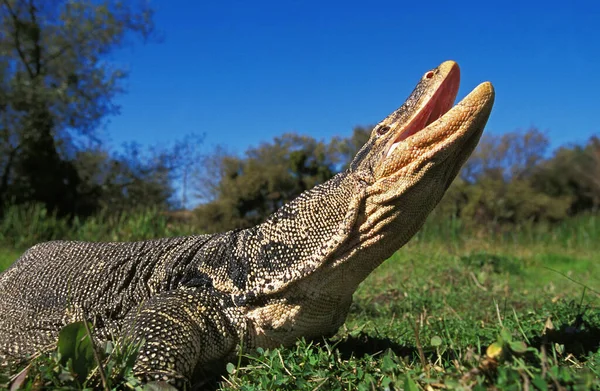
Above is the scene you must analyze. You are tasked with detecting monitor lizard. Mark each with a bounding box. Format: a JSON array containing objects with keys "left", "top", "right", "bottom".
[{"left": 0, "top": 60, "right": 494, "bottom": 387}]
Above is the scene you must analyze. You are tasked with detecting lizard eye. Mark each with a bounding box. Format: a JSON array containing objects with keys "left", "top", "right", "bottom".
[
  {"left": 423, "top": 70, "right": 435, "bottom": 79},
  {"left": 376, "top": 125, "right": 390, "bottom": 136}
]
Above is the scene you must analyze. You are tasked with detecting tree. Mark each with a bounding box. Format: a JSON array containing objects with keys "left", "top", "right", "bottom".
[
  {"left": 531, "top": 136, "right": 600, "bottom": 214},
  {"left": 581, "top": 137, "right": 600, "bottom": 208},
  {"left": 329, "top": 125, "right": 372, "bottom": 170},
  {"left": 193, "top": 133, "right": 339, "bottom": 232},
  {"left": 435, "top": 128, "right": 571, "bottom": 226},
  {"left": 0, "top": 0, "right": 154, "bottom": 216},
  {"left": 170, "top": 133, "right": 205, "bottom": 209},
  {"left": 81, "top": 143, "right": 175, "bottom": 212},
  {"left": 459, "top": 127, "right": 549, "bottom": 183}
]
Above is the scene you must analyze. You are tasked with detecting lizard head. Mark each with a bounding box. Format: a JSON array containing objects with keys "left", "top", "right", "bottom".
[{"left": 346, "top": 60, "right": 494, "bottom": 266}]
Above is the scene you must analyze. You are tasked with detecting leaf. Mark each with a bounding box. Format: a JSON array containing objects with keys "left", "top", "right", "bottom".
[
  {"left": 430, "top": 336, "right": 443, "bottom": 347},
  {"left": 356, "top": 367, "right": 364, "bottom": 380},
  {"left": 486, "top": 342, "right": 503, "bottom": 359},
  {"left": 381, "top": 375, "right": 392, "bottom": 388},
  {"left": 381, "top": 354, "right": 395, "bottom": 372},
  {"left": 509, "top": 340, "right": 527, "bottom": 354},
  {"left": 404, "top": 375, "right": 419, "bottom": 391},
  {"left": 57, "top": 321, "right": 97, "bottom": 381},
  {"left": 531, "top": 375, "right": 549, "bottom": 391},
  {"left": 554, "top": 343, "right": 565, "bottom": 355},
  {"left": 226, "top": 362, "right": 236, "bottom": 374},
  {"left": 499, "top": 328, "right": 512, "bottom": 343}
]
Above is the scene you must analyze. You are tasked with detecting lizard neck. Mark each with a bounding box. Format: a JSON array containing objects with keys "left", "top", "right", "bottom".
[{"left": 233, "top": 172, "right": 365, "bottom": 297}]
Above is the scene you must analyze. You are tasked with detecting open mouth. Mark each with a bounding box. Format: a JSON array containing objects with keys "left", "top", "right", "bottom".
[{"left": 386, "top": 62, "right": 461, "bottom": 158}]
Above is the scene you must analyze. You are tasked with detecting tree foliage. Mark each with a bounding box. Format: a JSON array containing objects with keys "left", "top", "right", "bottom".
[
  {"left": 0, "top": 0, "right": 171, "bottom": 217},
  {"left": 329, "top": 125, "right": 371, "bottom": 170},
  {"left": 530, "top": 136, "right": 600, "bottom": 213},
  {"left": 437, "top": 128, "right": 569, "bottom": 225},
  {"left": 195, "top": 127, "right": 599, "bottom": 233},
  {"left": 194, "top": 133, "right": 343, "bottom": 232},
  {"left": 434, "top": 129, "right": 600, "bottom": 228}
]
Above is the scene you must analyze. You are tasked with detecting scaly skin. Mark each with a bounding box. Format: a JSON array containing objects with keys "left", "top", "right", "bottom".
[{"left": 0, "top": 61, "right": 494, "bottom": 387}]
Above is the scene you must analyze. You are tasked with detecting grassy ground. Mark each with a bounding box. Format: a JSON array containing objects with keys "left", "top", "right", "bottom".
[{"left": 0, "top": 210, "right": 598, "bottom": 390}]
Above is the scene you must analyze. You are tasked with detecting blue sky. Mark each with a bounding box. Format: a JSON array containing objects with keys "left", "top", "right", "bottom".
[{"left": 107, "top": 0, "right": 599, "bottom": 156}]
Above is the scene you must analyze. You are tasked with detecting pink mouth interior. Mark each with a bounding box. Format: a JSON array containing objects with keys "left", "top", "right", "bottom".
[{"left": 392, "top": 66, "right": 461, "bottom": 145}]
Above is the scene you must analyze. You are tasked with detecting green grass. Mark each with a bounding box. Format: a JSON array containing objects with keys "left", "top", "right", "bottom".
[
  {"left": 0, "top": 209, "right": 598, "bottom": 390},
  {"left": 0, "top": 203, "right": 198, "bottom": 250},
  {"left": 0, "top": 248, "right": 20, "bottom": 271}
]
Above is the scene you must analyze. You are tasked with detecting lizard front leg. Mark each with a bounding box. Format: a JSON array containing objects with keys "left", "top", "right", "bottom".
[{"left": 121, "top": 288, "right": 245, "bottom": 386}]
